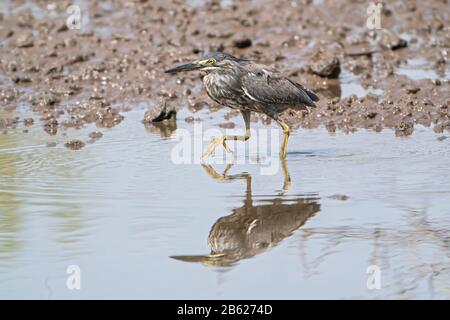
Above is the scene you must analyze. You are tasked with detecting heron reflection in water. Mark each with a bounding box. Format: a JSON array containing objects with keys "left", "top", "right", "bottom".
[{"left": 171, "top": 164, "right": 321, "bottom": 267}]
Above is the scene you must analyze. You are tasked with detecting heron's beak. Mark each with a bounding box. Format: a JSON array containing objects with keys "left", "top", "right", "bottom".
[
  {"left": 164, "top": 62, "right": 202, "bottom": 74},
  {"left": 170, "top": 253, "right": 230, "bottom": 267}
]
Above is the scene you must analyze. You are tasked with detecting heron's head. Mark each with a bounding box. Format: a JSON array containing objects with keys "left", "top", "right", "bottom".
[{"left": 164, "top": 52, "right": 246, "bottom": 74}]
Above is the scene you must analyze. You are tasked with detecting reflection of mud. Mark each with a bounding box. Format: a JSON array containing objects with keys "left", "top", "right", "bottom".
[
  {"left": 144, "top": 120, "right": 177, "bottom": 139},
  {"left": 171, "top": 168, "right": 320, "bottom": 267},
  {"left": 315, "top": 79, "right": 342, "bottom": 100}
]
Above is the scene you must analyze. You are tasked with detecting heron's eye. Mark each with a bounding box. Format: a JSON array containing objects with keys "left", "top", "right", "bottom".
[{"left": 207, "top": 58, "right": 216, "bottom": 64}]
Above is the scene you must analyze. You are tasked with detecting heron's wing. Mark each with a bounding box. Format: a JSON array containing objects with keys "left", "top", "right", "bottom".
[
  {"left": 288, "top": 80, "right": 319, "bottom": 103},
  {"left": 241, "top": 65, "right": 319, "bottom": 108}
]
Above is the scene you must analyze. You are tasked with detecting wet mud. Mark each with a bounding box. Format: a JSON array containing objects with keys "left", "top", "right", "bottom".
[{"left": 0, "top": 0, "right": 448, "bottom": 144}]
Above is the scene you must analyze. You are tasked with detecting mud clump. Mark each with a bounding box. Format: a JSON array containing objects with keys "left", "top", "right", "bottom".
[
  {"left": 65, "top": 102, "right": 124, "bottom": 129},
  {"left": 95, "top": 107, "right": 124, "bottom": 128},
  {"left": 24, "top": 118, "right": 34, "bottom": 126},
  {"left": 30, "top": 93, "right": 60, "bottom": 109},
  {"left": 65, "top": 140, "right": 86, "bottom": 150},
  {"left": 143, "top": 102, "right": 177, "bottom": 138},
  {"left": 0, "top": 0, "right": 448, "bottom": 139},
  {"left": 395, "top": 120, "right": 414, "bottom": 137},
  {"left": 233, "top": 39, "right": 252, "bottom": 49},
  {"left": 43, "top": 118, "right": 58, "bottom": 135},
  {"left": 372, "top": 30, "right": 408, "bottom": 50},
  {"left": 143, "top": 103, "right": 177, "bottom": 123},
  {"left": 309, "top": 49, "right": 341, "bottom": 79}
]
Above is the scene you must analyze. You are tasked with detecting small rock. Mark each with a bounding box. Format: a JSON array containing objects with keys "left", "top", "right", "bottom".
[
  {"left": 309, "top": 49, "right": 341, "bottom": 78},
  {"left": 143, "top": 102, "right": 176, "bottom": 123},
  {"left": 376, "top": 30, "right": 407, "bottom": 50},
  {"left": 13, "top": 76, "right": 32, "bottom": 84},
  {"left": 218, "top": 122, "right": 235, "bottom": 129},
  {"left": 24, "top": 118, "right": 34, "bottom": 126},
  {"left": 328, "top": 194, "right": 350, "bottom": 201},
  {"left": 56, "top": 22, "right": 69, "bottom": 32},
  {"left": 366, "top": 112, "right": 378, "bottom": 119},
  {"left": 233, "top": 38, "right": 252, "bottom": 49},
  {"left": 406, "top": 87, "right": 420, "bottom": 94},
  {"left": 16, "top": 33, "right": 34, "bottom": 48},
  {"left": 67, "top": 54, "right": 90, "bottom": 65},
  {"left": 366, "top": 93, "right": 380, "bottom": 102},
  {"left": 395, "top": 120, "right": 414, "bottom": 136},
  {"left": 185, "top": 116, "right": 195, "bottom": 123}
]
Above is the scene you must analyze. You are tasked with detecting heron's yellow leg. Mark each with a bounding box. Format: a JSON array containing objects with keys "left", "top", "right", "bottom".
[
  {"left": 277, "top": 120, "right": 291, "bottom": 159},
  {"left": 201, "top": 163, "right": 234, "bottom": 181},
  {"left": 281, "top": 158, "right": 291, "bottom": 191},
  {"left": 202, "top": 110, "right": 252, "bottom": 159},
  {"left": 202, "top": 136, "right": 233, "bottom": 158}
]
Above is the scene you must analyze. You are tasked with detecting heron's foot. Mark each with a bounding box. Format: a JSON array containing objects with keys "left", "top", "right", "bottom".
[
  {"left": 202, "top": 136, "right": 233, "bottom": 159},
  {"left": 201, "top": 163, "right": 233, "bottom": 180}
]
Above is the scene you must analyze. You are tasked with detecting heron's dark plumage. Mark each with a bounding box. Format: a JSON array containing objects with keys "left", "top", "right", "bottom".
[
  {"left": 241, "top": 64, "right": 318, "bottom": 108},
  {"left": 202, "top": 52, "right": 248, "bottom": 64},
  {"left": 198, "top": 53, "right": 319, "bottom": 119}
]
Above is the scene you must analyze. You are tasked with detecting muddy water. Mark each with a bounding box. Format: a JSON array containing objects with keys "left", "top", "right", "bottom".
[{"left": 1, "top": 105, "right": 449, "bottom": 299}]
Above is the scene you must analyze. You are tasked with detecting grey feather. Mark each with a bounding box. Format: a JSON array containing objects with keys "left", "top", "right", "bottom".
[{"left": 241, "top": 64, "right": 318, "bottom": 108}]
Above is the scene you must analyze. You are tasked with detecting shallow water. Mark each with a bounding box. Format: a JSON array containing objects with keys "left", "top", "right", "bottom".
[{"left": 1, "top": 106, "right": 450, "bottom": 299}]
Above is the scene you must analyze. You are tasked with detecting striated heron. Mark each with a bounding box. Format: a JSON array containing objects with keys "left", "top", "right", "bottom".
[{"left": 165, "top": 52, "right": 319, "bottom": 159}]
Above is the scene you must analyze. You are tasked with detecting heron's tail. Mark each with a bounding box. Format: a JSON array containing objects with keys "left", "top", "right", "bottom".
[
  {"left": 301, "top": 86, "right": 319, "bottom": 108},
  {"left": 290, "top": 80, "right": 319, "bottom": 108},
  {"left": 306, "top": 89, "right": 319, "bottom": 103}
]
